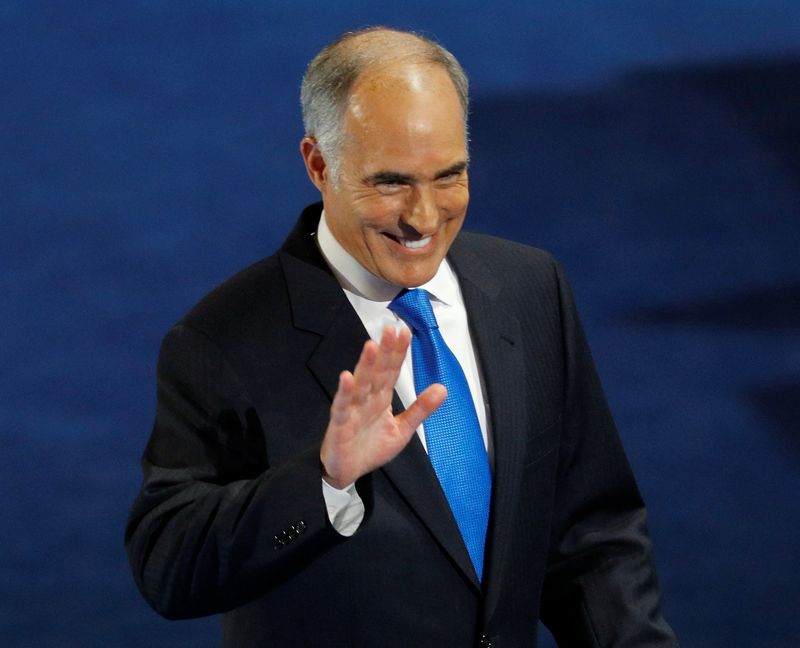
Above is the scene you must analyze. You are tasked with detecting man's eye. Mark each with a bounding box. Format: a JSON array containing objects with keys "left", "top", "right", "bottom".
[
  {"left": 375, "top": 181, "right": 406, "bottom": 194},
  {"left": 437, "top": 173, "right": 460, "bottom": 185}
]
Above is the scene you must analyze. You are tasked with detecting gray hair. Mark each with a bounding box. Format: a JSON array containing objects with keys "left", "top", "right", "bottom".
[{"left": 300, "top": 27, "right": 469, "bottom": 185}]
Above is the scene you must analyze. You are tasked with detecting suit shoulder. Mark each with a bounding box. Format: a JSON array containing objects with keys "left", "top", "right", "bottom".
[
  {"left": 455, "top": 230, "right": 561, "bottom": 277},
  {"left": 174, "top": 253, "right": 287, "bottom": 339}
]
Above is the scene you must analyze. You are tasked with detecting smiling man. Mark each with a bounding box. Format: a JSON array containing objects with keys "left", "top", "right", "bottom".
[
  {"left": 126, "top": 28, "right": 678, "bottom": 647},
  {"left": 301, "top": 57, "right": 469, "bottom": 289}
]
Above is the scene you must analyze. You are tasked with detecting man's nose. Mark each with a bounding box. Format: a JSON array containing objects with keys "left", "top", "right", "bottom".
[{"left": 405, "top": 183, "right": 439, "bottom": 235}]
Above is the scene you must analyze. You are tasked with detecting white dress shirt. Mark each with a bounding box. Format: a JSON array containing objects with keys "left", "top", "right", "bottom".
[{"left": 316, "top": 212, "right": 489, "bottom": 536}]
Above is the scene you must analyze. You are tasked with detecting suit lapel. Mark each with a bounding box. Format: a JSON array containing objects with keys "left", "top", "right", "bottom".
[
  {"left": 381, "top": 395, "right": 481, "bottom": 590},
  {"left": 449, "top": 240, "right": 529, "bottom": 609},
  {"left": 279, "top": 214, "right": 480, "bottom": 591}
]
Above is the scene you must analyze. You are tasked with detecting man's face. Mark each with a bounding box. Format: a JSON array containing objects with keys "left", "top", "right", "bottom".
[{"left": 307, "top": 63, "right": 469, "bottom": 288}]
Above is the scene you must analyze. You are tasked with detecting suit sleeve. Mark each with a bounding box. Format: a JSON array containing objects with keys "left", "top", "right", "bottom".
[
  {"left": 539, "top": 262, "right": 679, "bottom": 647},
  {"left": 124, "top": 324, "right": 342, "bottom": 619}
]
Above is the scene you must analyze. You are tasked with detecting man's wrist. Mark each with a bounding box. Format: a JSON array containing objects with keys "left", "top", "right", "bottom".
[
  {"left": 321, "top": 477, "right": 364, "bottom": 537},
  {"left": 320, "top": 459, "right": 352, "bottom": 491}
]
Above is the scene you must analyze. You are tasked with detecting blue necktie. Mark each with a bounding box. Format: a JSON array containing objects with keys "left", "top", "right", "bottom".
[{"left": 389, "top": 288, "right": 492, "bottom": 581}]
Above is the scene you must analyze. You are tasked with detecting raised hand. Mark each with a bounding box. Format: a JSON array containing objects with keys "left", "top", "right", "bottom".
[{"left": 319, "top": 325, "right": 447, "bottom": 489}]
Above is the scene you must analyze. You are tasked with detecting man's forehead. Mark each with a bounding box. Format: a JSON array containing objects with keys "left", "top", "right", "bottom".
[
  {"left": 348, "top": 62, "right": 455, "bottom": 108},
  {"left": 353, "top": 59, "right": 438, "bottom": 87},
  {"left": 345, "top": 67, "right": 461, "bottom": 133}
]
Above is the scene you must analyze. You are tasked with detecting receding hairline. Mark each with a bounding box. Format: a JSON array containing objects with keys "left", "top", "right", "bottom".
[
  {"left": 301, "top": 27, "right": 469, "bottom": 132},
  {"left": 318, "top": 27, "right": 456, "bottom": 72}
]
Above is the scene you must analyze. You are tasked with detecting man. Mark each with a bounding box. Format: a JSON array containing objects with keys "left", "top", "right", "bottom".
[{"left": 126, "top": 28, "right": 678, "bottom": 647}]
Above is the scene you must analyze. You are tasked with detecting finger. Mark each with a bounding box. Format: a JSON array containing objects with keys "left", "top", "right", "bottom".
[
  {"left": 378, "top": 324, "right": 410, "bottom": 390},
  {"left": 329, "top": 371, "right": 354, "bottom": 426},
  {"left": 392, "top": 325, "right": 411, "bottom": 366},
  {"left": 396, "top": 383, "right": 447, "bottom": 433},
  {"left": 374, "top": 325, "right": 403, "bottom": 391},
  {"left": 374, "top": 326, "right": 396, "bottom": 382},
  {"left": 352, "top": 339, "right": 378, "bottom": 403}
]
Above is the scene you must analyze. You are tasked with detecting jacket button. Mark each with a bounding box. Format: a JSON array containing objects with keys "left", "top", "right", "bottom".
[
  {"left": 272, "top": 535, "right": 285, "bottom": 550},
  {"left": 296, "top": 520, "right": 307, "bottom": 533},
  {"left": 478, "top": 634, "right": 492, "bottom": 648}
]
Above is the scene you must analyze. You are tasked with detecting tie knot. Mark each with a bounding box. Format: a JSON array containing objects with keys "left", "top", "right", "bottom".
[{"left": 389, "top": 288, "right": 439, "bottom": 332}]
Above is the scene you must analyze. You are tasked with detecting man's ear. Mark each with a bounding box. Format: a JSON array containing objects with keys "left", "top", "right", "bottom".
[{"left": 300, "top": 137, "right": 328, "bottom": 191}]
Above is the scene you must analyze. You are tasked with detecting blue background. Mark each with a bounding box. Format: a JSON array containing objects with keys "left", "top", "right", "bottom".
[{"left": 2, "top": 2, "right": 799, "bottom": 646}]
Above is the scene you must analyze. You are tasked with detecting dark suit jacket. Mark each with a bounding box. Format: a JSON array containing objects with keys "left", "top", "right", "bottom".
[{"left": 126, "top": 203, "right": 677, "bottom": 647}]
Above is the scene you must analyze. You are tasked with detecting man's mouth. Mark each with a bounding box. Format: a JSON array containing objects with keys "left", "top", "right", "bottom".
[
  {"left": 383, "top": 233, "right": 433, "bottom": 250},
  {"left": 400, "top": 236, "right": 432, "bottom": 249}
]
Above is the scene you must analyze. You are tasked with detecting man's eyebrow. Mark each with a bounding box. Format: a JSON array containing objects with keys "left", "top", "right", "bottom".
[
  {"left": 364, "top": 162, "right": 468, "bottom": 185},
  {"left": 434, "top": 161, "right": 468, "bottom": 179}
]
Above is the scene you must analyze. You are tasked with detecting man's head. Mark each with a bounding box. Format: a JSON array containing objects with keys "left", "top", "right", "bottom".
[{"left": 300, "top": 28, "right": 470, "bottom": 288}]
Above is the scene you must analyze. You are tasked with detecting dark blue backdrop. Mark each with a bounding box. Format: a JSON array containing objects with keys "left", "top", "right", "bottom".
[{"left": 2, "top": 3, "right": 799, "bottom": 646}]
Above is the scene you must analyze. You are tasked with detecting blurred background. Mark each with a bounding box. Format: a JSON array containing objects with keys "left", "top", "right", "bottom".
[{"left": 2, "top": 2, "right": 799, "bottom": 646}]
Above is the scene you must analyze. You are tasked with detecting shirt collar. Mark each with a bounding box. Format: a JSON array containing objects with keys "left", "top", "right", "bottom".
[{"left": 316, "top": 210, "right": 459, "bottom": 306}]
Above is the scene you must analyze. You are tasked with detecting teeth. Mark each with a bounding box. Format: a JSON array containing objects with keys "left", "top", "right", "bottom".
[{"left": 400, "top": 236, "right": 432, "bottom": 249}]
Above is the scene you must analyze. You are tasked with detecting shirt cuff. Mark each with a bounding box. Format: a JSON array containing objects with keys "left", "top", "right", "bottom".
[{"left": 321, "top": 478, "right": 365, "bottom": 537}]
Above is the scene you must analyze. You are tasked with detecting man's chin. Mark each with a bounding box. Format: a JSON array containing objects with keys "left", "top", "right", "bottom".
[
  {"left": 369, "top": 248, "right": 445, "bottom": 288},
  {"left": 383, "top": 268, "right": 438, "bottom": 289}
]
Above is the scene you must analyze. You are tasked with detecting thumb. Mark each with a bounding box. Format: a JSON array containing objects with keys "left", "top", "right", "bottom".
[{"left": 396, "top": 384, "right": 447, "bottom": 434}]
